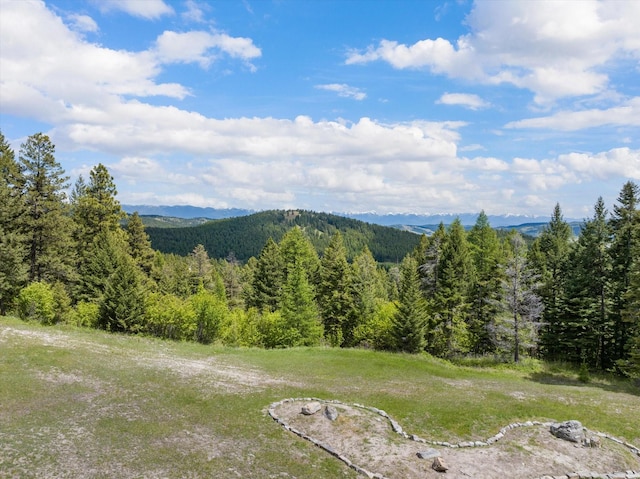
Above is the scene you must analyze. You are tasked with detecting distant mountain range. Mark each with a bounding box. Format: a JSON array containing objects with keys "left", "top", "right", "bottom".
[
  {"left": 123, "top": 205, "right": 253, "bottom": 220},
  {"left": 396, "top": 222, "right": 583, "bottom": 238},
  {"left": 123, "top": 204, "right": 583, "bottom": 238},
  {"left": 123, "top": 205, "right": 576, "bottom": 226}
]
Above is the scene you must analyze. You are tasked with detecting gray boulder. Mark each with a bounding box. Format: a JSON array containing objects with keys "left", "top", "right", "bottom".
[
  {"left": 550, "top": 420, "right": 584, "bottom": 443},
  {"left": 301, "top": 402, "right": 322, "bottom": 415},
  {"left": 324, "top": 405, "right": 339, "bottom": 421},
  {"left": 417, "top": 449, "right": 441, "bottom": 460}
]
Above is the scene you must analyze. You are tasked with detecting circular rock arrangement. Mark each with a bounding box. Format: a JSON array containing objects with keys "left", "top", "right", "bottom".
[{"left": 267, "top": 397, "right": 640, "bottom": 479}]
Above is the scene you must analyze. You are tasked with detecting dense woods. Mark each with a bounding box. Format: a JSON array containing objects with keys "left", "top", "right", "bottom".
[
  {"left": 2, "top": 132, "right": 640, "bottom": 376},
  {"left": 145, "top": 209, "right": 420, "bottom": 263}
]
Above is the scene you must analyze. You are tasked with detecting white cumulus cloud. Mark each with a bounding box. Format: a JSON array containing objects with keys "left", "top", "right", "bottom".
[
  {"left": 346, "top": 0, "right": 640, "bottom": 105},
  {"left": 154, "top": 30, "right": 261, "bottom": 68}
]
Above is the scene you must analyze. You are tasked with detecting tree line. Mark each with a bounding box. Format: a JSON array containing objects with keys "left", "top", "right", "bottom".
[{"left": 1, "top": 132, "right": 639, "bottom": 376}]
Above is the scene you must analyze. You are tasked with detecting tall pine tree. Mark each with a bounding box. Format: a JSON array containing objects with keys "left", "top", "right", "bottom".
[
  {"left": 431, "top": 219, "right": 474, "bottom": 357},
  {"left": 391, "top": 254, "right": 428, "bottom": 353},
  {"left": 280, "top": 261, "right": 323, "bottom": 346},
  {"left": 494, "top": 233, "right": 543, "bottom": 362},
  {"left": 535, "top": 203, "right": 572, "bottom": 361},
  {"left": 564, "top": 197, "right": 613, "bottom": 369},
  {"left": 247, "top": 238, "right": 285, "bottom": 312},
  {"left": 609, "top": 181, "right": 640, "bottom": 364},
  {"left": 19, "top": 133, "right": 75, "bottom": 283},
  {"left": 126, "top": 211, "right": 155, "bottom": 276},
  {"left": 317, "top": 232, "right": 353, "bottom": 346},
  {"left": 348, "top": 246, "right": 388, "bottom": 346},
  {"left": 0, "top": 132, "right": 28, "bottom": 314},
  {"left": 467, "top": 211, "right": 504, "bottom": 354}
]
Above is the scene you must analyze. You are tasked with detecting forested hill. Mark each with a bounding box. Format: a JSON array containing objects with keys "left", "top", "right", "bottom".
[{"left": 146, "top": 209, "right": 421, "bottom": 263}]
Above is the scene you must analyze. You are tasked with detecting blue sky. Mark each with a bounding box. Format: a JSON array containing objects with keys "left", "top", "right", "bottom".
[{"left": 1, "top": 0, "right": 639, "bottom": 218}]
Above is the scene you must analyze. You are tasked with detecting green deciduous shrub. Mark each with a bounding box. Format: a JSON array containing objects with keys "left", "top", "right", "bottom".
[
  {"left": 190, "top": 287, "right": 227, "bottom": 344},
  {"left": 144, "top": 292, "right": 195, "bottom": 340},
  {"left": 16, "top": 282, "right": 56, "bottom": 324},
  {"left": 70, "top": 301, "right": 100, "bottom": 328},
  {"left": 352, "top": 300, "right": 395, "bottom": 350},
  {"left": 220, "top": 308, "right": 262, "bottom": 347}
]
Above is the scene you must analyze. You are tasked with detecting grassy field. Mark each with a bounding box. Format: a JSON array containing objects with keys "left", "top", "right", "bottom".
[{"left": 1, "top": 316, "right": 639, "bottom": 478}]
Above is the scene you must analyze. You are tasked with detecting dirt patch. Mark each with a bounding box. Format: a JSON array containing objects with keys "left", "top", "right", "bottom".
[
  {"left": 271, "top": 399, "right": 640, "bottom": 479},
  {"left": 1, "top": 325, "right": 295, "bottom": 393}
]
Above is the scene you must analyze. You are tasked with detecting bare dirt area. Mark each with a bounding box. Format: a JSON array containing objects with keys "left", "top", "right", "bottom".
[
  {"left": 0, "top": 325, "right": 293, "bottom": 393},
  {"left": 271, "top": 399, "right": 640, "bottom": 479}
]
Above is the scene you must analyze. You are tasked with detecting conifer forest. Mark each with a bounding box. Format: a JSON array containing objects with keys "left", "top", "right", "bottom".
[{"left": 2, "top": 132, "right": 639, "bottom": 376}]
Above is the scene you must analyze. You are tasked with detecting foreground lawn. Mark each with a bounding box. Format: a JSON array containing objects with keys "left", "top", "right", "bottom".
[{"left": 1, "top": 316, "right": 638, "bottom": 478}]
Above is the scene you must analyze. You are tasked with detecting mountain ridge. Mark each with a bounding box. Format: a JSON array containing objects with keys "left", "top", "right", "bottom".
[{"left": 123, "top": 204, "right": 576, "bottom": 227}]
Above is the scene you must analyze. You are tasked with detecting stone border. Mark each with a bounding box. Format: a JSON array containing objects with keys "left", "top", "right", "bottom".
[{"left": 267, "top": 397, "right": 640, "bottom": 479}]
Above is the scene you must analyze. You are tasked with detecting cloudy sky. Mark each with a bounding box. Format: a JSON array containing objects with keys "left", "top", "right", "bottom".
[{"left": 1, "top": 0, "right": 639, "bottom": 218}]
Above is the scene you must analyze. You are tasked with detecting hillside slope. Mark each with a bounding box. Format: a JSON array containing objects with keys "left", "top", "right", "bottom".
[{"left": 146, "top": 209, "right": 421, "bottom": 262}]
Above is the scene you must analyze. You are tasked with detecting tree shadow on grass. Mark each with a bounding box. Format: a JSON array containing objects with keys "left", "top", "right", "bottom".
[{"left": 527, "top": 370, "right": 640, "bottom": 396}]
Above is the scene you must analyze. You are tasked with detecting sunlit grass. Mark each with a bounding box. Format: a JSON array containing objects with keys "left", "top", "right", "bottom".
[{"left": 1, "top": 316, "right": 639, "bottom": 478}]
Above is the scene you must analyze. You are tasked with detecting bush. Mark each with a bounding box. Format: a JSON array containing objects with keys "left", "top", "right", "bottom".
[
  {"left": 16, "top": 282, "right": 56, "bottom": 324},
  {"left": 220, "top": 308, "right": 261, "bottom": 347},
  {"left": 70, "top": 301, "right": 100, "bottom": 328},
  {"left": 352, "top": 300, "right": 395, "bottom": 350},
  {"left": 256, "top": 310, "right": 298, "bottom": 348},
  {"left": 190, "top": 287, "right": 228, "bottom": 344},
  {"left": 578, "top": 362, "right": 591, "bottom": 383},
  {"left": 145, "top": 293, "right": 196, "bottom": 340}
]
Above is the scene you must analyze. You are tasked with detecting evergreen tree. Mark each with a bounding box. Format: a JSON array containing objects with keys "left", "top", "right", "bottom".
[
  {"left": 153, "top": 253, "right": 194, "bottom": 298},
  {"left": 431, "top": 219, "right": 474, "bottom": 356},
  {"left": 535, "top": 203, "right": 573, "bottom": 361},
  {"left": 220, "top": 257, "right": 244, "bottom": 309},
  {"left": 348, "top": 246, "right": 388, "bottom": 346},
  {"left": 247, "top": 238, "right": 284, "bottom": 312},
  {"left": 279, "top": 226, "right": 320, "bottom": 283},
  {"left": 609, "top": 181, "right": 639, "bottom": 363},
  {"left": 317, "top": 232, "right": 353, "bottom": 346},
  {"left": 564, "top": 197, "right": 613, "bottom": 369},
  {"left": 467, "top": 211, "right": 503, "bottom": 354},
  {"left": 126, "top": 212, "right": 155, "bottom": 275},
  {"left": 418, "top": 223, "right": 446, "bottom": 298},
  {"left": 189, "top": 244, "right": 213, "bottom": 287},
  {"left": 494, "top": 233, "right": 543, "bottom": 362},
  {"left": 619, "top": 208, "right": 640, "bottom": 376},
  {"left": 98, "top": 254, "right": 146, "bottom": 333},
  {"left": 69, "top": 174, "right": 87, "bottom": 206},
  {"left": 0, "top": 132, "right": 28, "bottom": 314},
  {"left": 391, "top": 254, "right": 428, "bottom": 353},
  {"left": 19, "top": 133, "right": 75, "bottom": 283},
  {"left": 73, "top": 163, "right": 124, "bottom": 242},
  {"left": 72, "top": 164, "right": 125, "bottom": 297},
  {"left": 76, "top": 229, "right": 130, "bottom": 303},
  {"left": 280, "top": 261, "right": 323, "bottom": 346}
]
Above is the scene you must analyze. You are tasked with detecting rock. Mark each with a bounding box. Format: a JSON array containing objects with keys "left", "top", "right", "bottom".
[
  {"left": 301, "top": 402, "right": 322, "bottom": 415},
  {"left": 550, "top": 420, "right": 584, "bottom": 443},
  {"left": 582, "top": 435, "right": 601, "bottom": 448},
  {"left": 390, "top": 419, "right": 403, "bottom": 434},
  {"left": 324, "top": 405, "right": 338, "bottom": 421},
  {"left": 416, "top": 449, "right": 441, "bottom": 460},
  {"left": 432, "top": 456, "right": 448, "bottom": 472}
]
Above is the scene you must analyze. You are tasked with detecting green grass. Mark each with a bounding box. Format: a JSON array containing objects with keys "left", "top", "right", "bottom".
[{"left": 1, "top": 316, "right": 639, "bottom": 478}]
